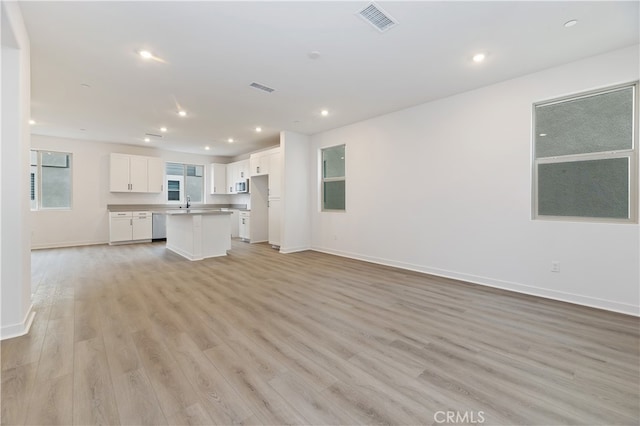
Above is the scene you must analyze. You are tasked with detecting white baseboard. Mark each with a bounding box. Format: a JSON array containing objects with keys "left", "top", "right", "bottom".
[
  {"left": 31, "top": 239, "right": 108, "bottom": 250},
  {"left": 1, "top": 304, "right": 35, "bottom": 340},
  {"left": 312, "top": 246, "right": 640, "bottom": 317},
  {"left": 279, "top": 245, "right": 311, "bottom": 254}
]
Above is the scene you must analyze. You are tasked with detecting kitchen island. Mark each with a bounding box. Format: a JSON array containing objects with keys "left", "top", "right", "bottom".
[{"left": 166, "top": 209, "right": 233, "bottom": 261}]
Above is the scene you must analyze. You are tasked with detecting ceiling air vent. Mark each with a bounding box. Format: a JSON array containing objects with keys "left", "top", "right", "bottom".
[
  {"left": 357, "top": 2, "right": 397, "bottom": 32},
  {"left": 249, "top": 82, "right": 275, "bottom": 93},
  {"left": 145, "top": 133, "right": 163, "bottom": 138}
]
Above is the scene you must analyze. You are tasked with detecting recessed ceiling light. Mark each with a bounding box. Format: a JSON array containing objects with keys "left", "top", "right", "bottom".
[
  {"left": 178, "top": 110, "right": 187, "bottom": 117},
  {"left": 139, "top": 50, "right": 153, "bottom": 59},
  {"left": 144, "top": 137, "right": 150, "bottom": 142},
  {"left": 539, "top": 133, "right": 547, "bottom": 137},
  {"left": 564, "top": 19, "right": 578, "bottom": 28},
  {"left": 308, "top": 51, "right": 321, "bottom": 60},
  {"left": 472, "top": 53, "right": 486, "bottom": 63},
  {"left": 29, "top": 119, "right": 36, "bottom": 125},
  {"left": 255, "top": 127, "right": 262, "bottom": 132},
  {"left": 160, "top": 127, "right": 167, "bottom": 132},
  {"left": 228, "top": 138, "right": 234, "bottom": 143},
  {"left": 205, "top": 146, "right": 210, "bottom": 151},
  {"left": 321, "top": 109, "right": 329, "bottom": 116}
]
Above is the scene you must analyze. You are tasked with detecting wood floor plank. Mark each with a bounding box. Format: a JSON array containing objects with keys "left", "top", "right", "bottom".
[
  {"left": 0, "top": 362, "right": 38, "bottom": 425},
  {"left": 24, "top": 373, "right": 73, "bottom": 426},
  {"left": 111, "top": 368, "right": 168, "bottom": 425},
  {"left": 73, "top": 337, "right": 121, "bottom": 425}
]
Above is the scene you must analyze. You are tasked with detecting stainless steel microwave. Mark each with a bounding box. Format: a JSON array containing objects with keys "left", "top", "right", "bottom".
[{"left": 235, "top": 179, "right": 249, "bottom": 193}]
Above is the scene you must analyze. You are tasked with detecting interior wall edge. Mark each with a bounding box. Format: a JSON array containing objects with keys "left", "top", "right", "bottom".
[{"left": 0, "top": 304, "right": 35, "bottom": 341}]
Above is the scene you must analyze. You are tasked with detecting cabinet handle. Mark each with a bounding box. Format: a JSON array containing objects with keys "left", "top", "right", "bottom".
[
  {"left": 257, "top": 166, "right": 260, "bottom": 173},
  {"left": 230, "top": 186, "right": 232, "bottom": 192}
]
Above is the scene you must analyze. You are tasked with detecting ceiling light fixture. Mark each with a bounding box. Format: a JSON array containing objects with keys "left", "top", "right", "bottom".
[
  {"left": 144, "top": 137, "right": 150, "bottom": 142},
  {"left": 472, "top": 53, "right": 486, "bottom": 63},
  {"left": 564, "top": 19, "right": 578, "bottom": 28},
  {"left": 321, "top": 110, "right": 329, "bottom": 116},
  {"left": 308, "top": 51, "right": 321, "bottom": 60},
  {"left": 178, "top": 110, "right": 187, "bottom": 117},
  {"left": 139, "top": 50, "right": 153, "bottom": 59},
  {"left": 160, "top": 127, "right": 167, "bottom": 132},
  {"left": 228, "top": 138, "right": 234, "bottom": 143},
  {"left": 29, "top": 119, "right": 36, "bottom": 125},
  {"left": 539, "top": 133, "right": 547, "bottom": 137},
  {"left": 205, "top": 146, "right": 210, "bottom": 151},
  {"left": 255, "top": 127, "right": 262, "bottom": 132}
]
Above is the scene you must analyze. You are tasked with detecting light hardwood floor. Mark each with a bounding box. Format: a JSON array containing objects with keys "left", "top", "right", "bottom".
[{"left": 2, "top": 240, "right": 639, "bottom": 425}]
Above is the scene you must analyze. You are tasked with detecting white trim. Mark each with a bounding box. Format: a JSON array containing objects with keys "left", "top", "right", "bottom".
[
  {"left": 31, "top": 240, "right": 108, "bottom": 250},
  {"left": 279, "top": 245, "right": 311, "bottom": 254},
  {"left": 1, "top": 304, "right": 35, "bottom": 340},
  {"left": 312, "top": 246, "right": 640, "bottom": 317}
]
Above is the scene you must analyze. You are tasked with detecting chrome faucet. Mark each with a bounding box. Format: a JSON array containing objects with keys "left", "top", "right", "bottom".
[{"left": 186, "top": 195, "right": 191, "bottom": 209}]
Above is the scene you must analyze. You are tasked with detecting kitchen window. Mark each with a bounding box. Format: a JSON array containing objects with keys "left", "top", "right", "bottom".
[
  {"left": 30, "top": 150, "right": 72, "bottom": 210},
  {"left": 322, "top": 144, "right": 346, "bottom": 211},
  {"left": 533, "top": 82, "right": 638, "bottom": 222},
  {"left": 166, "top": 162, "right": 204, "bottom": 204}
]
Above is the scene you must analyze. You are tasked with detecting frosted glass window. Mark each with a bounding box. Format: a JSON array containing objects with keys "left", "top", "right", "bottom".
[
  {"left": 535, "top": 87, "right": 633, "bottom": 158},
  {"left": 538, "top": 158, "right": 629, "bottom": 219},
  {"left": 322, "top": 145, "right": 345, "bottom": 211},
  {"left": 533, "top": 83, "right": 637, "bottom": 222},
  {"left": 30, "top": 150, "right": 72, "bottom": 210}
]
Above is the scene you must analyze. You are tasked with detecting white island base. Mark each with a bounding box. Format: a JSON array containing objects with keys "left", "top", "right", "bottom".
[{"left": 166, "top": 210, "right": 232, "bottom": 261}]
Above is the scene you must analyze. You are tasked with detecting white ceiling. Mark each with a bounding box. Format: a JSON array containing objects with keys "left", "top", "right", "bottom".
[{"left": 20, "top": 1, "right": 639, "bottom": 157}]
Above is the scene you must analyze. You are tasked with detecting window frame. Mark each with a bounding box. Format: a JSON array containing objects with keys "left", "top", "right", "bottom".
[
  {"left": 30, "top": 150, "right": 73, "bottom": 211},
  {"left": 320, "top": 144, "right": 346, "bottom": 212},
  {"left": 531, "top": 82, "right": 638, "bottom": 223},
  {"left": 165, "top": 162, "right": 204, "bottom": 204}
]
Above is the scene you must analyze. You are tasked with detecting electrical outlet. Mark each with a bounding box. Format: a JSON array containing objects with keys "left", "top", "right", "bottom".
[{"left": 551, "top": 261, "right": 560, "bottom": 273}]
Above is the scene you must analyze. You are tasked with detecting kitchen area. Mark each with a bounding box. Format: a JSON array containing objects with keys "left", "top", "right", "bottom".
[{"left": 106, "top": 146, "right": 283, "bottom": 260}]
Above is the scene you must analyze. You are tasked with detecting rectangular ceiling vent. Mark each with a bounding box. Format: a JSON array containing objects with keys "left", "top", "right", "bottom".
[
  {"left": 145, "top": 133, "right": 163, "bottom": 138},
  {"left": 249, "top": 82, "right": 275, "bottom": 93},
  {"left": 357, "top": 3, "right": 397, "bottom": 33}
]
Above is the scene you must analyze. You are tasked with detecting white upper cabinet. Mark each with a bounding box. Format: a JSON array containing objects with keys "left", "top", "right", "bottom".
[
  {"left": 250, "top": 152, "right": 270, "bottom": 176},
  {"left": 110, "top": 153, "right": 163, "bottom": 193},
  {"left": 210, "top": 163, "right": 227, "bottom": 194},
  {"left": 147, "top": 157, "right": 164, "bottom": 193},
  {"left": 250, "top": 148, "right": 281, "bottom": 177}
]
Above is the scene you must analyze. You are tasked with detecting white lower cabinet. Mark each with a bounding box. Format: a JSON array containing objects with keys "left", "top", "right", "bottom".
[
  {"left": 239, "top": 211, "right": 250, "bottom": 241},
  {"left": 109, "top": 211, "right": 152, "bottom": 244},
  {"left": 229, "top": 209, "right": 239, "bottom": 238}
]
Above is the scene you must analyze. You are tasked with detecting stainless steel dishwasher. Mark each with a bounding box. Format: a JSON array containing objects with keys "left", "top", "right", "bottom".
[{"left": 152, "top": 213, "right": 166, "bottom": 241}]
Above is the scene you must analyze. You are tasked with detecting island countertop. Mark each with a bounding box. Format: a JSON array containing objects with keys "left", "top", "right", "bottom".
[{"left": 165, "top": 209, "right": 233, "bottom": 215}]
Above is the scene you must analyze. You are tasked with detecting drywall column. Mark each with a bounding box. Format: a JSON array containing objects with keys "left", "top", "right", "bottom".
[
  {"left": 1, "top": 2, "right": 34, "bottom": 339},
  {"left": 280, "top": 131, "right": 311, "bottom": 253}
]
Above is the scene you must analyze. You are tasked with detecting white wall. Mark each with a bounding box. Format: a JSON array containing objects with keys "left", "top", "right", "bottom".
[
  {"left": 281, "top": 131, "right": 311, "bottom": 253},
  {"left": 30, "top": 135, "right": 233, "bottom": 248},
  {"left": 310, "top": 45, "right": 640, "bottom": 316},
  {"left": 1, "top": 1, "right": 35, "bottom": 339}
]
